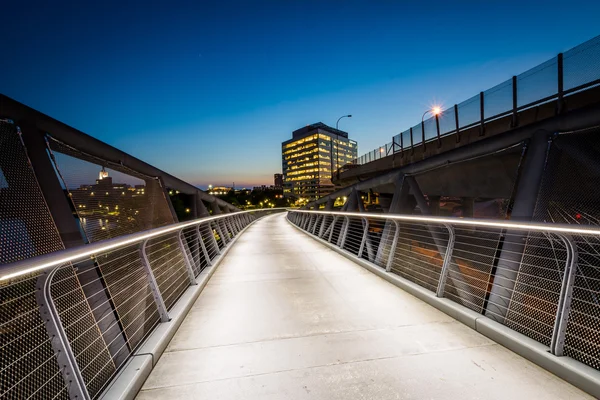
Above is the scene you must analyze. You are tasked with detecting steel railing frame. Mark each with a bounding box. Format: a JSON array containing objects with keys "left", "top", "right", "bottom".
[
  {"left": 287, "top": 209, "right": 595, "bottom": 358},
  {"left": 0, "top": 208, "right": 285, "bottom": 400}
]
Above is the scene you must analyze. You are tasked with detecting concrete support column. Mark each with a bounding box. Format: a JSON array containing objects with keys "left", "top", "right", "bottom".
[{"left": 485, "top": 131, "right": 551, "bottom": 322}]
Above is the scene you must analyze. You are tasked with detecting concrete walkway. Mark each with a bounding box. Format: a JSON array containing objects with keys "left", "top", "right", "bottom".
[{"left": 137, "top": 213, "right": 590, "bottom": 400}]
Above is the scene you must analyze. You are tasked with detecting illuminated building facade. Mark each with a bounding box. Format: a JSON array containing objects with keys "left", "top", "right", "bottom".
[{"left": 282, "top": 122, "right": 357, "bottom": 200}]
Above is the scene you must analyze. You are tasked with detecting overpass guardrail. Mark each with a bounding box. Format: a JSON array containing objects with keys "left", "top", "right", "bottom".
[{"left": 350, "top": 35, "right": 600, "bottom": 167}]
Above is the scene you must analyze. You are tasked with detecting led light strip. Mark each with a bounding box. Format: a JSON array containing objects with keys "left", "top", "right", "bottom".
[
  {"left": 291, "top": 209, "right": 600, "bottom": 236},
  {"left": 0, "top": 209, "right": 288, "bottom": 282}
]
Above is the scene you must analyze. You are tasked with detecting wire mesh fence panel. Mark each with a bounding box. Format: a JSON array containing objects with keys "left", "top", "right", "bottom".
[
  {"left": 443, "top": 227, "right": 499, "bottom": 313},
  {"left": 93, "top": 244, "right": 159, "bottom": 353},
  {"left": 457, "top": 94, "right": 480, "bottom": 129},
  {"left": 529, "top": 127, "right": 600, "bottom": 368},
  {"left": 564, "top": 235, "right": 600, "bottom": 369},
  {"left": 211, "top": 221, "right": 226, "bottom": 249},
  {"left": 0, "top": 121, "right": 69, "bottom": 399},
  {"left": 371, "top": 219, "right": 395, "bottom": 268},
  {"left": 342, "top": 217, "right": 365, "bottom": 256},
  {"left": 47, "top": 138, "right": 176, "bottom": 243},
  {"left": 484, "top": 79, "right": 513, "bottom": 119},
  {"left": 145, "top": 233, "right": 190, "bottom": 310},
  {"left": 389, "top": 223, "right": 449, "bottom": 293},
  {"left": 50, "top": 265, "right": 116, "bottom": 398},
  {"left": 517, "top": 58, "right": 558, "bottom": 107},
  {"left": 438, "top": 111, "right": 456, "bottom": 136},
  {"left": 502, "top": 232, "right": 566, "bottom": 346},
  {"left": 329, "top": 217, "right": 344, "bottom": 245},
  {"left": 0, "top": 122, "right": 65, "bottom": 264},
  {"left": 563, "top": 35, "right": 600, "bottom": 92},
  {"left": 182, "top": 227, "right": 207, "bottom": 276},
  {"left": 0, "top": 274, "right": 68, "bottom": 400}
]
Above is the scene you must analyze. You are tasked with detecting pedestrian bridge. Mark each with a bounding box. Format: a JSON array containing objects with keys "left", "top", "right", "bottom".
[
  {"left": 4, "top": 207, "right": 600, "bottom": 400},
  {"left": 134, "top": 213, "right": 589, "bottom": 400}
]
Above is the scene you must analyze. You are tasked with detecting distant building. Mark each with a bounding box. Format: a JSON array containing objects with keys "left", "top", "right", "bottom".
[
  {"left": 274, "top": 173, "right": 283, "bottom": 189},
  {"left": 207, "top": 186, "right": 232, "bottom": 195},
  {"left": 282, "top": 122, "right": 357, "bottom": 200}
]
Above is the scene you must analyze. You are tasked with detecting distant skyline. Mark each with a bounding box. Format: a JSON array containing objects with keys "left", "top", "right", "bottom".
[{"left": 2, "top": 1, "right": 600, "bottom": 188}]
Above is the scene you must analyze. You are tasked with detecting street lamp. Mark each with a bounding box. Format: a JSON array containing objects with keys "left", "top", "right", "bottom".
[
  {"left": 422, "top": 106, "right": 442, "bottom": 123},
  {"left": 333, "top": 114, "right": 353, "bottom": 184}
]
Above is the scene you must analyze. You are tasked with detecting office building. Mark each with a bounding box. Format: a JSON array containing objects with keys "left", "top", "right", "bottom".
[
  {"left": 282, "top": 122, "right": 357, "bottom": 200},
  {"left": 274, "top": 173, "right": 284, "bottom": 189}
]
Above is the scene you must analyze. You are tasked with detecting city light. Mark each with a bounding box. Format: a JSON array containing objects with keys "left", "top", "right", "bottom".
[{"left": 432, "top": 106, "right": 442, "bottom": 115}]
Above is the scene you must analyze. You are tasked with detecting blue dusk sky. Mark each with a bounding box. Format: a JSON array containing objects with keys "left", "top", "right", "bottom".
[{"left": 1, "top": 1, "right": 599, "bottom": 188}]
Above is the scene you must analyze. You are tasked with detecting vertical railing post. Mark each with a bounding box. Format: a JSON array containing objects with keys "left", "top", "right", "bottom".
[
  {"left": 386, "top": 221, "right": 400, "bottom": 272},
  {"left": 209, "top": 222, "right": 222, "bottom": 255},
  {"left": 511, "top": 76, "right": 518, "bottom": 127},
  {"left": 410, "top": 127, "right": 414, "bottom": 154},
  {"left": 421, "top": 120, "right": 426, "bottom": 152},
  {"left": 358, "top": 217, "right": 369, "bottom": 258},
  {"left": 37, "top": 269, "right": 92, "bottom": 400},
  {"left": 177, "top": 229, "right": 197, "bottom": 284},
  {"left": 454, "top": 104, "right": 460, "bottom": 143},
  {"left": 436, "top": 224, "right": 456, "bottom": 297},
  {"left": 400, "top": 131, "right": 404, "bottom": 157},
  {"left": 551, "top": 234, "right": 578, "bottom": 356},
  {"left": 196, "top": 225, "right": 212, "bottom": 266},
  {"left": 435, "top": 114, "right": 441, "bottom": 147},
  {"left": 338, "top": 216, "right": 351, "bottom": 248},
  {"left": 557, "top": 53, "right": 564, "bottom": 115},
  {"left": 479, "top": 91, "right": 485, "bottom": 136},
  {"left": 140, "top": 239, "right": 170, "bottom": 323}
]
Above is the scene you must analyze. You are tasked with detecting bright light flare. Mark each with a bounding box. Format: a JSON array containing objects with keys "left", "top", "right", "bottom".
[{"left": 431, "top": 106, "right": 442, "bottom": 116}]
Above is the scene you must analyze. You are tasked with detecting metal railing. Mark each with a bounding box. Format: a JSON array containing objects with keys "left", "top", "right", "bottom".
[
  {"left": 350, "top": 35, "right": 600, "bottom": 167},
  {"left": 0, "top": 209, "right": 281, "bottom": 400},
  {"left": 288, "top": 210, "right": 600, "bottom": 372}
]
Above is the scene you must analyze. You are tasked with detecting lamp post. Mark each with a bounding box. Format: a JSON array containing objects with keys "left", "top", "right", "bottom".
[{"left": 332, "top": 115, "right": 352, "bottom": 184}]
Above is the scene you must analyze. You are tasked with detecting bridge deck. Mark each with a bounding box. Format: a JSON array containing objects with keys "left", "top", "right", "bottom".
[{"left": 136, "top": 213, "right": 590, "bottom": 399}]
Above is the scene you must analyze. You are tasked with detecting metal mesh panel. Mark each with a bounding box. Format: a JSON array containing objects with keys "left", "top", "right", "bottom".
[
  {"left": 0, "top": 122, "right": 64, "bottom": 264},
  {"left": 0, "top": 275, "right": 68, "bottom": 400},
  {"left": 182, "top": 226, "right": 208, "bottom": 276},
  {"left": 47, "top": 137, "right": 176, "bottom": 243},
  {"left": 529, "top": 127, "right": 600, "bottom": 368},
  {"left": 502, "top": 232, "right": 566, "bottom": 346},
  {"left": 145, "top": 233, "right": 189, "bottom": 310},
  {"left": 566, "top": 235, "right": 600, "bottom": 369},
  {"left": 50, "top": 266, "right": 115, "bottom": 398},
  {"left": 563, "top": 35, "right": 600, "bottom": 91},
  {"left": 93, "top": 244, "right": 159, "bottom": 353},
  {"left": 457, "top": 94, "right": 480, "bottom": 128},
  {"left": 0, "top": 121, "right": 68, "bottom": 399},
  {"left": 484, "top": 79, "right": 512, "bottom": 119},
  {"left": 443, "top": 227, "right": 498, "bottom": 313},
  {"left": 517, "top": 58, "right": 558, "bottom": 106},
  {"left": 342, "top": 217, "right": 365, "bottom": 256},
  {"left": 390, "top": 222, "right": 448, "bottom": 292}
]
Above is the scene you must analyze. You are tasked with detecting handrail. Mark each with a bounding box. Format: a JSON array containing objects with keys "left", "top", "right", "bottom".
[
  {"left": 291, "top": 209, "right": 600, "bottom": 236},
  {"left": 0, "top": 208, "right": 288, "bottom": 282},
  {"left": 287, "top": 207, "right": 600, "bottom": 397}
]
